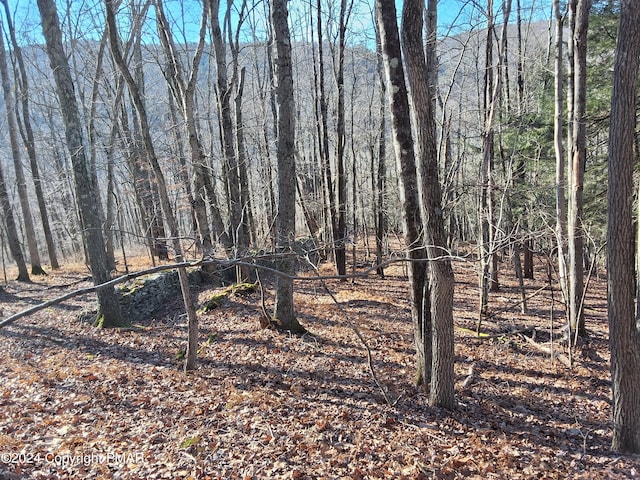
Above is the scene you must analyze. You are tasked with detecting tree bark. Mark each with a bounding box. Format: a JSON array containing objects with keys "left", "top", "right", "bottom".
[
  {"left": 271, "top": 0, "right": 304, "bottom": 333},
  {"left": 0, "top": 22, "right": 44, "bottom": 276},
  {"left": 402, "top": 0, "right": 455, "bottom": 409},
  {"left": 207, "top": 0, "right": 246, "bottom": 262},
  {"left": 567, "top": 0, "right": 590, "bottom": 340},
  {"left": 0, "top": 165, "right": 29, "bottom": 282},
  {"left": 1, "top": 0, "right": 59, "bottom": 270},
  {"left": 553, "top": 0, "right": 569, "bottom": 313},
  {"left": 607, "top": 0, "right": 640, "bottom": 454},
  {"left": 38, "top": 0, "right": 124, "bottom": 326},
  {"left": 374, "top": 27, "right": 387, "bottom": 278},
  {"left": 105, "top": 0, "right": 199, "bottom": 366},
  {"left": 334, "top": 0, "right": 351, "bottom": 279},
  {"left": 376, "top": 0, "right": 431, "bottom": 387}
]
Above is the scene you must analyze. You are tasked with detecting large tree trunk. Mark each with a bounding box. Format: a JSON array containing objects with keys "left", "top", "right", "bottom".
[
  {"left": 38, "top": 0, "right": 124, "bottom": 326},
  {"left": 607, "top": 0, "right": 640, "bottom": 454},
  {"left": 271, "top": 0, "right": 303, "bottom": 333},
  {"left": 402, "top": 0, "right": 455, "bottom": 409},
  {"left": 375, "top": 0, "right": 431, "bottom": 388}
]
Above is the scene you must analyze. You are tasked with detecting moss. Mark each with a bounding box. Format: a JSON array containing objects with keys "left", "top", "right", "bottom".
[
  {"left": 94, "top": 313, "right": 105, "bottom": 328},
  {"left": 199, "top": 282, "right": 257, "bottom": 313},
  {"left": 199, "top": 293, "right": 227, "bottom": 312},
  {"left": 93, "top": 312, "right": 131, "bottom": 329}
]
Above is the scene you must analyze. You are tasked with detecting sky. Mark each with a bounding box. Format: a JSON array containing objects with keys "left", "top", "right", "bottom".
[{"left": 5, "top": 0, "right": 552, "bottom": 49}]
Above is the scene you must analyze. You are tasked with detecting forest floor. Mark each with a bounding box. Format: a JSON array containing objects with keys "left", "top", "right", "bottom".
[{"left": 1, "top": 247, "right": 639, "bottom": 479}]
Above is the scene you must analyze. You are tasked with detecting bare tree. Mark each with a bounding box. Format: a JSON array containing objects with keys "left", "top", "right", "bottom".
[
  {"left": 1, "top": 0, "right": 59, "bottom": 270},
  {"left": 553, "top": 0, "right": 569, "bottom": 312},
  {"left": 0, "top": 19, "right": 44, "bottom": 275},
  {"left": 0, "top": 164, "right": 29, "bottom": 282},
  {"left": 607, "top": 0, "right": 640, "bottom": 454},
  {"left": 37, "top": 0, "right": 124, "bottom": 326},
  {"left": 375, "top": 0, "right": 432, "bottom": 389},
  {"left": 567, "top": 0, "right": 590, "bottom": 340},
  {"left": 207, "top": 0, "right": 247, "bottom": 265},
  {"left": 105, "top": 0, "right": 199, "bottom": 367},
  {"left": 154, "top": 0, "right": 232, "bottom": 260},
  {"left": 402, "top": 0, "right": 455, "bottom": 408},
  {"left": 333, "top": 0, "right": 352, "bottom": 279},
  {"left": 271, "top": 0, "right": 303, "bottom": 333}
]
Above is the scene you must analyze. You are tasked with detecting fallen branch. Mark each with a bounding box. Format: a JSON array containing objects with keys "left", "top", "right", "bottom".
[{"left": 521, "top": 331, "right": 572, "bottom": 368}]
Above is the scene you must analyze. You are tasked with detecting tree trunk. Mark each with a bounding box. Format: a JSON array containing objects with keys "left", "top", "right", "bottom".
[
  {"left": 315, "top": 0, "right": 340, "bottom": 270},
  {"left": 105, "top": 0, "right": 199, "bottom": 367},
  {"left": 38, "top": 0, "right": 124, "bottom": 326},
  {"left": 553, "top": 0, "right": 569, "bottom": 312},
  {"left": 479, "top": 0, "right": 497, "bottom": 314},
  {"left": 402, "top": 0, "right": 455, "bottom": 409},
  {"left": 334, "top": 0, "right": 351, "bottom": 279},
  {"left": 374, "top": 29, "right": 387, "bottom": 278},
  {"left": 154, "top": 0, "right": 230, "bottom": 261},
  {"left": 0, "top": 23, "right": 44, "bottom": 276},
  {"left": 375, "top": 0, "right": 431, "bottom": 388},
  {"left": 208, "top": 0, "right": 245, "bottom": 262},
  {"left": 271, "top": 0, "right": 303, "bottom": 333},
  {"left": 607, "top": 0, "right": 640, "bottom": 454},
  {"left": 0, "top": 165, "right": 29, "bottom": 282},
  {"left": 567, "top": 0, "right": 590, "bottom": 340},
  {"left": 1, "top": 0, "right": 59, "bottom": 270}
]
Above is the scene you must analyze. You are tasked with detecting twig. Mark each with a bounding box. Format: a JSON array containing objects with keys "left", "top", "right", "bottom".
[{"left": 303, "top": 257, "right": 398, "bottom": 407}]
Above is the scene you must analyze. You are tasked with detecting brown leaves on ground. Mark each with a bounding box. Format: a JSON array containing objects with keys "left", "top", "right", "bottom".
[{"left": 0, "top": 255, "right": 639, "bottom": 479}]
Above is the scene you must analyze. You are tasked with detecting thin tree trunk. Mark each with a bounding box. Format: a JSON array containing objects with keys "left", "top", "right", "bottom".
[
  {"left": 374, "top": 28, "right": 387, "bottom": 278},
  {"left": 105, "top": 0, "right": 199, "bottom": 367},
  {"left": 553, "top": 0, "right": 569, "bottom": 311},
  {"left": 334, "top": 0, "right": 352, "bottom": 279},
  {"left": 208, "top": 0, "right": 244, "bottom": 262},
  {"left": 1, "top": 0, "right": 59, "bottom": 270},
  {"left": 376, "top": 0, "right": 431, "bottom": 388},
  {"left": 402, "top": 0, "right": 455, "bottom": 409},
  {"left": 0, "top": 165, "right": 29, "bottom": 282},
  {"left": 568, "top": 0, "right": 590, "bottom": 340},
  {"left": 479, "top": 0, "right": 497, "bottom": 314},
  {"left": 315, "top": 0, "right": 340, "bottom": 270},
  {"left": 0, "top": 23, "right": 44, "bottom": 276}
]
